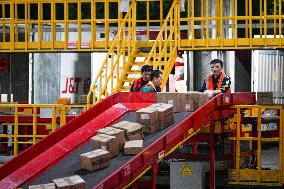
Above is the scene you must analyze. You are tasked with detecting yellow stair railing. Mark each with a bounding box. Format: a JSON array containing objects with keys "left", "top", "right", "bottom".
[
  {"left": 87, "top": 1, "right": 136, "bottom": 105},
  {"left": 144, "top": 0, "right": 180, "bottom": 90}
]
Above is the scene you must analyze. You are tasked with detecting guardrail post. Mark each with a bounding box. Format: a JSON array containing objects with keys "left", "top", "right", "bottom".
[
  {"left": 32, "top": 107, "right": 37, "bottom": 144},
  {"left": 52, "top": 107, "right": 56, "bottom": 132},
  {"left": 151, "top": 164, "right": 158, "bottom": 189},
  {"left": 13, "top": 107, "right": 18, "bottom": 156},
  {"left": 60, "top": 106, "right": 66, "bottom": 126},
  {"left": 209, "top": 121, "right": 215, "bottom": 189}
]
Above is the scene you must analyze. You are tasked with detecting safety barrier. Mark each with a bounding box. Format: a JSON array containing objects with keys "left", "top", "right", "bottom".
[
  {"left": 228, "top": 105, "right": 283, "bottom": 186},
  {"left": 0, "top": 103, "right": 89, "bottom": 156}
]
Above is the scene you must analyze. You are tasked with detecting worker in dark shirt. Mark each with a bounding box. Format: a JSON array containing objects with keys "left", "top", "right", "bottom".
[
  {"left": 130, "top": 65, "right": 152, "bottom": 92},
  {"left": 140, "top": 70, "right": 162, "bottom": 92},
  {"left": 200, "top": 59, "right": 231, "bottom": 97}
]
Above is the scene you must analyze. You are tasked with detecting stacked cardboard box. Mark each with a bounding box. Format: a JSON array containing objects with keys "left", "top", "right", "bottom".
[
  {"left": 112, "top": 121, "right": 144, "bottom": 140},
  {"left": 186, "top": 91, "right": 209, "bottom": 110},
  {"left": 148, "top": 103, "right": 174, "bottom": 130},
  {"left": 91, "top": 134, "right": 119, "bottom": 157},
  {"left": 29, "top": 183, "right": 56, "bottom": 189},
  {"left": 80, "top": 149, "right": 110, "bottom": 171},
  {"left": 198, "top": 92, "right": 210, "bottom": 108},
  {"left": 124, "top": 140, "right": 143, "bottom": 155},
  {"left": 157, "top": 92, "right": 209, "bottom": 112},
  {"left": 136, "top": 107, "right": 159, "bottom": 133},
  {"left": 53, "top": 175, "right": 86, "bottom": 189},
  {"left": 157, "top": 92, "right": 195, "bottom": 112},
  {"left": 157, "top": 92, "right": 177, "bottom": 111},
  {"left": 97, "top": 127, "right": 126, "bottom": 151},
  {"left": 256, "top": 92, "right": 273, "bottom": 105}
]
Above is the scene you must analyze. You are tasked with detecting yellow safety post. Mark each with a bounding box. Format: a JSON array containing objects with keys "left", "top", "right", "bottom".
[
  {"left": 51, "top": 106, "right": 56, "bottom": 132},
  {"left": 60, "top": 105, "right": 66, "bottom": 126},
  {"left": 13, "top": 106, "right": 18, "bottom": 156},
  {"left": 32, "top": 106, "right": 37, "bottom": 145}
]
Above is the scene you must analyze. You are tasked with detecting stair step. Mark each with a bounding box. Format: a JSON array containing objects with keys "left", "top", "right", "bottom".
[
  {"left": 121, "top": 86, "right": 131, "bottom": 91},
  {"left": 135, "top": 52, "right": 149, "bottom": 57},
  {"left": 134, "top": 61, "right": 146, "bottom": 66},
  {"left": 127, "top": 70, "right": 141, "bottom": 74},
  {"left": 124, "top": 78, "right": 136, "bottom": 83}
]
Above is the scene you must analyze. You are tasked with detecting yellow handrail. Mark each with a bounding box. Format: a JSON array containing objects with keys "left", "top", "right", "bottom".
[
  {"left": 0, "top": 103, "right": 89, "bottom": 156},
  {"left": 87, "top": 1, "right": 137, "bottom": 105},
  {"left": 144, "top": 0, "right": 180, "bottom": 90}
]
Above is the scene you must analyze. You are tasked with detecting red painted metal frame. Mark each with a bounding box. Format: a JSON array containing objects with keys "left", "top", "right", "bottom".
[
  {"left": 0, "top": 92, "right": 156, "bottom": 189},
  {"left": 209, "top": 122, "right": 215, "bottom": 189},
  {"left": 93, "top": 92, "right": 255, "bottom": 189},
  {"left": 0, "top": 92, "right": 255, "bottom": 189}
]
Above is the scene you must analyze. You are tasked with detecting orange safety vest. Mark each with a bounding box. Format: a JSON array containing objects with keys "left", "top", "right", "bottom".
[{"left": 206, "top": 72, "right": 231, "bottom": 93}]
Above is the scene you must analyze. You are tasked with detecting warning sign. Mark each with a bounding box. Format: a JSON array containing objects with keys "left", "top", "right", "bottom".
[{"left": 180, "top": 163, "right": 193, "bottom": 175}]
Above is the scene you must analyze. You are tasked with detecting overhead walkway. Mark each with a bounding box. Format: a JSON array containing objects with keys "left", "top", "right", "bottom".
[
  {"left": 0, "top": 92, "right": 256, "bottom": 189},
  {"left": 0, "top": 0, "right": 283, "bottom": 52}
]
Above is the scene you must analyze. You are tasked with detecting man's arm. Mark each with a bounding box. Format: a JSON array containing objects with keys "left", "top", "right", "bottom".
[{"left": 220, "top": 75, "right": 231, "bottom": 93}]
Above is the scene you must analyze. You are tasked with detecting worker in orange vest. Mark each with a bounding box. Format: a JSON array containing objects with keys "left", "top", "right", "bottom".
[
  {"left": 140, "top": 70, "right": 162, "bottom": 92},
  {"left": 200, "top": 59, "right": 231, "bottom": 97},
  {"left": 130, "top": 65, "right": 152, "bottom": 92}
]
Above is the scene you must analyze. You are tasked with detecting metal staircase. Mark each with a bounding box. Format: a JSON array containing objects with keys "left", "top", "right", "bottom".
[
  {"left": 86, "top": 1, "right": 137, "bottom": 104},
  {"left": 87, "top": 0, "right": 180, "bottom": 104}
]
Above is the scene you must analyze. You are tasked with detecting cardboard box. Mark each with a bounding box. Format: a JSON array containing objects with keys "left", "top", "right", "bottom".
[
  {"left": 112, "top": 121, "right": 144, "bottom": 140},
  {"left": 57, "top": 98, "right": 71, "bottom": 105},
  {"left": 142, "top": 121, "right": 160, "bottom": 133},
  {"left": 176, "top": 93, "right": 188, "bottom": 112},
  {"left": 53, "top": 175, "right": 86, "bottom": 189},
  {"left": 159, "top": 113, "right": 175, "bottom": 130},
  {"left": 97, "top": 127, "right": 125, "bottom": 151},
  {"left": 149, "top": 103, "right": 173, "bottom": 119},
  {"left": 148, "top": 103, "right": 175, "bottom": 130},
  {"left": 185, "top": 91, "right": 200, "bottom": 110},
  {"left": 157, "top": 92, "right": 196, "bottom": 112},
  {"left": 124, "top": 140, "right": 143, "bottom": 155},
  {"left": 91, "top": 134, "right": 119, "bottom": 158},
  {"left": 80, "top": 149, "right": 110, "bottom": 171},
  {"left": 157, "top": 92, "right": 177, "bottom": 112},
  {"left": 257, "top": 92, "right": 273, "bottom": 105},
  {"left": 198, "top": 92, "right": 210, "bottom": 107},
  {"left": 183, "top": 99, "right": 195, "bottom": 112},
  {"left": 29, "top": 183, "right": 56, "bottom": 189},
  {"left": 136, "top": 107, "right": 159, "bottom": 124}
]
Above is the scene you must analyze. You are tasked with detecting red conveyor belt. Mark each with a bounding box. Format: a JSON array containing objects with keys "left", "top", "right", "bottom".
[{"left": 0, "top": 92, "right": 256, "bottom": 189}]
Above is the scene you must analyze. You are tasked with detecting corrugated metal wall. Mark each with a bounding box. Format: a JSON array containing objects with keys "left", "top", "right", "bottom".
[{"left": 252, "top": 50, "right": 284, "bottom": 104}]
